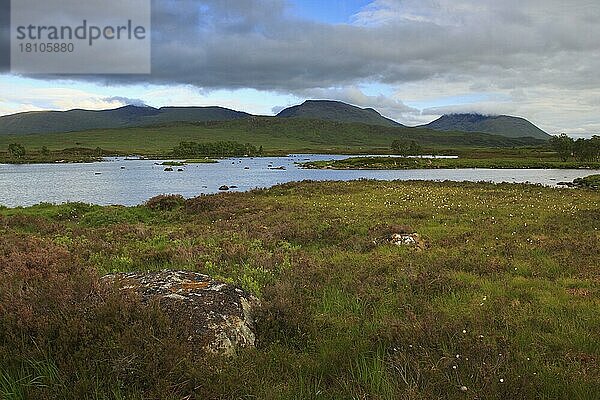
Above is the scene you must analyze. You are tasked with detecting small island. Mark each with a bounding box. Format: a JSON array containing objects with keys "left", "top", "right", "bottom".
[{"left": 302, "top": 156, "right": 600, "bottom": 170}]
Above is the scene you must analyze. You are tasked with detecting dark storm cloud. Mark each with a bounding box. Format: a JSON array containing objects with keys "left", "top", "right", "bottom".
[
  {"left": 0, "top": 0, "right": 10, "bottom": 72},
  {"left": 8, "top": 0, "right": 600, "bottom": 93},
  {"left": 131, "top": 0, "right": 457, "bottom": 89}
]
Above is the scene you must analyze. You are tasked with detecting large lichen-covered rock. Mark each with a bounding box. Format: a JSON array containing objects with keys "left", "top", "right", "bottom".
[{"left": 102, "top": 270, "right": 259, "bottom": 357}]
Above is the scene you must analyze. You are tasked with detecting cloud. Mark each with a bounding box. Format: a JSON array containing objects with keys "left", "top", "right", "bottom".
[
  {"left": 271, "top": 105, "right": 286, "bottom": 114},
  {"left": 0, "top": 82, "right": 135, "bottom": 113},
  {"left": 103, "top": 96, "right": 147, "bottom": 107},
  {"left": 17, "top": 0, "right": 595, "bottom": 93},
  {"left": 0, "top": 0, "right": 9, "bottom": 71},
  {"left": 294, "top": 86, "right": 419, "bottom": 122},
  {"left": 421, "top": 104, "right": 513, "bottom": 118},
  {"left": 157, "top": 1, "right": 599, "bottom": 92}
]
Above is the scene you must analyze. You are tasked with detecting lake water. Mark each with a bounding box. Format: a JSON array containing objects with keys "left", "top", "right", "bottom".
[{"left": 0, "top": 154, "right": 597, "bottom": 207}]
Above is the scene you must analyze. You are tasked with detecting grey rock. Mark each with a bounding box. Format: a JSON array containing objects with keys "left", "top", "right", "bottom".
[
  {"left": 390, "top": 233, "right": 426, "bottom": 250},
  {"left": 102, "top": 270, "right": 260, "bottom": 357}
]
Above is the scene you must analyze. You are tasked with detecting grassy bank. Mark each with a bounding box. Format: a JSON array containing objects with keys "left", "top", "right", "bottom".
[
  {"left": 303, "top": 156, "right": 600, "bottom": 170},
  {"left": 574, "top": 174, "right": 600, "bottom": 189},
  {"left": 0, "top": 181, "right": 598, "bottom": 399},
  {"left": 0, "top": 147, "right": 104, "bottom": 164}
]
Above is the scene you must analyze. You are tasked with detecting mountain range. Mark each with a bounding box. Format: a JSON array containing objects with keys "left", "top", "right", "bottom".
[
  {"left": 0, "top": 106, "right": 250, "bottom": 135},
  {"left": 0, "top": 100, "right": 550, "bottom": 140}
]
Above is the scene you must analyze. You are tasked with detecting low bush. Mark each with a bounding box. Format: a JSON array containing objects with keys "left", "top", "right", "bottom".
[
  {"left": 145, "top": 194, "right": 185, "bottom": 211},
  {"left": 0, "top": 235, "right": 193, "bottom": 399}
]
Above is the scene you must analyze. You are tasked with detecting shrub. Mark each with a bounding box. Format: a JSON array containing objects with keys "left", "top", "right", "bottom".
[
  {"left": 185, "top": 192, "right": 254, "bottom": 218},
  {"left": 145, "top": 194, "right": 185, "bottom": 211},
  {"left": 0, "top": 235, "right": 193, "bottom": 399}
]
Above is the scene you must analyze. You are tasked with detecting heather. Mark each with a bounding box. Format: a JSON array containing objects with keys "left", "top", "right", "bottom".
[{"left": 0, "top": 180, "right": 598, "bottom": 399}]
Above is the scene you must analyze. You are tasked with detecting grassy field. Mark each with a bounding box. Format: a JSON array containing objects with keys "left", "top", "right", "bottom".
[
  {"left": 0, "top": 180, "right": 598, "bottom": 399},
  {"left": 303, "top": 156, "right": 600, "bottom": 170},
  {"left": 0, "top": 118, "right": 547, "bottom": 157}
]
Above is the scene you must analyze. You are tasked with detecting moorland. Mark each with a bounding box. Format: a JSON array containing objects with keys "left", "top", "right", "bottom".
[{"left": 1, "top": 180, "right": 598, "bottom": 399}]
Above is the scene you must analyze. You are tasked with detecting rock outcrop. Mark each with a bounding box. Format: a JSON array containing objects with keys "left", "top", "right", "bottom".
[
  {"left": 558, "top": 174, "right": 600, "bottom": 190},
  {"left": 390, "top": 233, "right": 426, "bottom": 251},
  {"left": 102, "top": 270, "right": 260, "bottom": 356}
]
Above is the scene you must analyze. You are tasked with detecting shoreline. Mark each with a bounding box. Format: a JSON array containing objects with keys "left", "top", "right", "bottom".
[{"left": 301, "top": 156, "right": 600, "bottom": 170}]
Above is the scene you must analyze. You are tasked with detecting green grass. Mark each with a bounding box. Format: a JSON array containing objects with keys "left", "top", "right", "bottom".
[
  {"left": 304, "top": 156, "right": 600, "bottom": 170},
  {"left": 0, "top": 180, "right": 598, "bottom": 399}
]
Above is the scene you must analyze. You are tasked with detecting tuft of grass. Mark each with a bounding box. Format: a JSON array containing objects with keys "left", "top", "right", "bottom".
[{"left": 347, "top": 348, "right": 398, "bottom": 399}]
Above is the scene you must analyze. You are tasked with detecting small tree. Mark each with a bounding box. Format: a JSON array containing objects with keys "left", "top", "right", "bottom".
[
  {"left": 549, "top": 134, "right": 574, "bottom": 161},
  {"left": 41, "top": 146, "right": 50, "bottom": 156},
  {"left": 572, "top": 136, "right": 600, "bottom": 162},
  {"left": 591, "top": 136, "right": 600, "bottom": 161},
  {"left": 408, "top": 140, "right": 422, "bottom": 155},
  {"left": 392, "top": 139, "right": 422, "bottom": 157},
  {"left": 8, "top": 143, "right": 26, "bottom": 159}
]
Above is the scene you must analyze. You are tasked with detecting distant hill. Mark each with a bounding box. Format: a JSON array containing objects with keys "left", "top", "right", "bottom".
[
  {"left": 277, "top": 100, "right": 403, "bottom": 127},
  {"left": 421, "top": 113, "right": 550, "bottom": 140},
  {"left": 0, "top": 105, "right": 251, "bottom": 135}
]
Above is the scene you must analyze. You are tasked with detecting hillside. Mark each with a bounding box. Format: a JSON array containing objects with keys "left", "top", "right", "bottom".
[
  {"left": 421, "top": 113, "right": 551, "bottom": 140},
  {"left": 0, "top": 105, "right": 251, "bottom": 135},
  {"left": 277, "top": 100, "right": 403, "bottom": 127},
  {"left": 0, "top": 117, "right": 546, "bottom": 155}
]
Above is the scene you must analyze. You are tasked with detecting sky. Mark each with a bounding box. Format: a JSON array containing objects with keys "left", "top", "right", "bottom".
[{"left": 1, "top": 0, "right": 600, "bottom": 137}]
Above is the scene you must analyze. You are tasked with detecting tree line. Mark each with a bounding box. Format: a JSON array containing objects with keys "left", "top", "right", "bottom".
[
  {"left": 549, "top": 134, "right": 600, "bottom": 162},
  {"left": 172, "top": 141, "right": 262, "bottom": 157}
]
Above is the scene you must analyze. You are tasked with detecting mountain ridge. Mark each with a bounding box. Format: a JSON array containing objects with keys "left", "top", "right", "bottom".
[
  {"left": 0, "top": 105, "right": 251, "bottom": 135},
  {"left": 276, "top": 100, "right": 403, "bottom": 127},
  {"left": 420, "top": 113, "right": 550, "bottom": 140}
]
